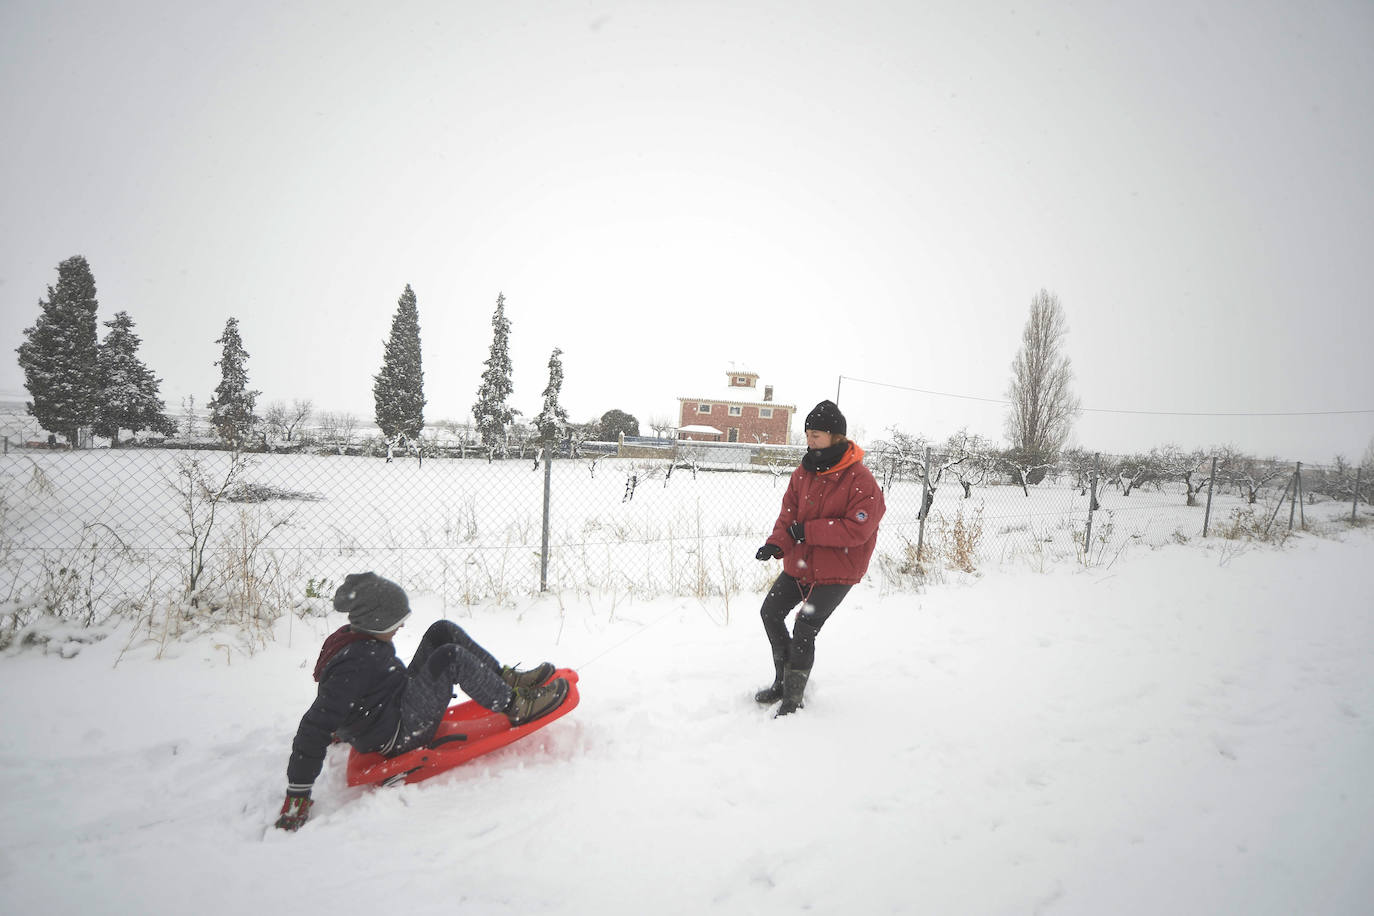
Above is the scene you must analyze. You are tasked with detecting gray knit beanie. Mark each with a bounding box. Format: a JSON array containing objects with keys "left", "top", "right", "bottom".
[{"left": 333, "top": 572, "right": 411, "bottom": 634}]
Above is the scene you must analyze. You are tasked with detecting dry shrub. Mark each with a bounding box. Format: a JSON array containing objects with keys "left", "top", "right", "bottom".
[
  {"left": 1217, "top": 506, "right": 1290, "bottom": 545},
  {"left": 937, "top": 505, "right": 985, "bottom": 573}
]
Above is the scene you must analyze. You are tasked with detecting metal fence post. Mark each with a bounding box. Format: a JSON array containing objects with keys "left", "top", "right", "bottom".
[
  {"left": 540, "top": 446, "right": 553, "bottom": 591},
  {"left": 916, "top": 447, "right": 932, "bottom": 562},
  {"left": 1202, "top": 455, "right": 1218, "bottom": 537},
  {"left": 1296, "top": 462, "right": 1306, "bottom": 529},
  {"left": 1286, "top": 466, "right": 1297, "bottom": 530},
  {"left": 1355, "top": 467, "right": 1364, "bottom": 522},
  {"left": 1264, "top": 469, "right": 1295, "bottom": 537},
  {"left": 1084, "top": 452, "right": 1099, "bottom": 558}
]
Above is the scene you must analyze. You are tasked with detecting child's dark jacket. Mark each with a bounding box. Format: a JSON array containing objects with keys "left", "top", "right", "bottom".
[{"left": 286, "top": 626, "right": 407, "bottom": 791}]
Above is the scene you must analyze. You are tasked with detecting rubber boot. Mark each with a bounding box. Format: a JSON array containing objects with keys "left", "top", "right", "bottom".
[
  {"left": 505, "top": 677, "right": 569, "bottom": 726},
  {"left": 774, "top": 668, "right": 811, "bottom": 717},
  {"left": 754, "top": 678, "right": 784, "bottom": 705},
  {"left": 501, "top": 661, "right": 556, "bottom": 689},
  {"left": 754, "top": 649, "right": 787, "bottom": 704}
]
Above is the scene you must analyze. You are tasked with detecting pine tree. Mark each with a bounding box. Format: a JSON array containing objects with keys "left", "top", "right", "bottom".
[
  {"left": 372, "top": 284, "right": 426, "bottom": 444},
  {"left": 94, "top": 311, "right": 177, "bottom": 445},
  {"left": 207, "top": 317, "right": 260, "bottom": 451},
  {"left": 534, "top": 347, "right": 569, "bottom": 445},
  {"left": 472, "top": 292, "right": 515, "bottom": 449},
  {"left": 16, "top": 255, "right": 101, "bottom": 446}
]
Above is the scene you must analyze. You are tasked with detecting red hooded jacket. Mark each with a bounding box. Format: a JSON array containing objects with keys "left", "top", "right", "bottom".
[{"left": 766, "top": 441, "right": 886, "bottom": 585}]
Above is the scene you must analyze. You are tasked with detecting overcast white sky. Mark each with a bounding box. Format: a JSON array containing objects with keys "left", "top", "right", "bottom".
[{"left": 2, "top": 0, "right": 1371, "bottom": 461}]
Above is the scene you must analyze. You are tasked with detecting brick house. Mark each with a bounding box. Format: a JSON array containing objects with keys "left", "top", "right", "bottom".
[{"left": 676, "top": 369, "right": 795, "bottom": 443}]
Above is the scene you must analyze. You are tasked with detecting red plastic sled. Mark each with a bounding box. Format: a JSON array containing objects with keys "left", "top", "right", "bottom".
[{"left": 346, "top": 668, "right": 581, "bottom": 787}]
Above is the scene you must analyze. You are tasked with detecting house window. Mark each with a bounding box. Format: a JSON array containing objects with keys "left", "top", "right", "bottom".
[
  {"left": 734, "top": 376, "right": 748, "bottom": 385},
  {"left": 728, "top": 428, "right": 739, "bottom": 442},
  {"left": 759, "top": 407, "right": 773, "bottom": 419},
  {"left": 728, "top": 405, "right": 742, "bottom": 417},
  {"left": 698, "top": 403, "right": 711, "bottom": 413}
]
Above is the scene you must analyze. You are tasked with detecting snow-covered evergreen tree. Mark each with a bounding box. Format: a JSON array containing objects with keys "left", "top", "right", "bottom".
[
  {"left": 596, "top": 409, "right": 639, "bottom": 441},
  {"left": 534, "top": 347, "right": 569, "bottom": 445},
  {"left": 207, "top": 317, "right": 259, "bottom": 451},
  {"left": 95, "top": 311, "right": 176, "bottom": 445},
  {"left": 472, "top": 292, "right": 515, "bottom": 449},
  {"left": 372, "top": 284, "right": 426, "bottom": 444},
  {"left": 16, "top": 255, "right": 101, "bottom": 446}
]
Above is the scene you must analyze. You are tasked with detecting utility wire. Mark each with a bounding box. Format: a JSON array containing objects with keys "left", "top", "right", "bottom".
[{"left": 838, "top": 375, "right": 1374, "bottom": 418}]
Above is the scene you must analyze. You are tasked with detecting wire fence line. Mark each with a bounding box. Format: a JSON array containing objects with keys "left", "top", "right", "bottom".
[{"left": 1, "top": 437, "right": 1369, "bottom": 647}]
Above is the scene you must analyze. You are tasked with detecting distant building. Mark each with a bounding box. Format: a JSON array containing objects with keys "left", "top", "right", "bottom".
[{"left": 676, "top": 368, "right": 795, "bottom": 443}]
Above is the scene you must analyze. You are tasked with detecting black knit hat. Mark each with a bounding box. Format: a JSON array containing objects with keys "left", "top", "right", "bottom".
[
  {"left": 334, "top": 572, "right": 411, "bottom": 634},
  {"left": 804, "top": 400, "right": 847, "bottom": 436}
]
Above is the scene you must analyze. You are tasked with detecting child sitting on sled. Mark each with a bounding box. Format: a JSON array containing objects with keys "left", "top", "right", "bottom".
[{"left": 274, "top": 572, "right": 569, "bottom": 831}]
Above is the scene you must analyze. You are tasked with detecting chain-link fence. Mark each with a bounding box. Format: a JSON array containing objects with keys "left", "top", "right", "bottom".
[{"left": 2, "top": 436, "right": 1369, "bottom": 642}]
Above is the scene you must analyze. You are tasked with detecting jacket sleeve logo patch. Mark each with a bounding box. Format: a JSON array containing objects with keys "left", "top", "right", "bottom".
[{"left": 855, "top": 510, "right": 868, "bottom": 522}]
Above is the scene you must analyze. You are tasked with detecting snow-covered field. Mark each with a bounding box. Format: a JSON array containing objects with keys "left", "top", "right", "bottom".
[{"left": 2, "top": 527, "right": 1371, "bottom": 914}]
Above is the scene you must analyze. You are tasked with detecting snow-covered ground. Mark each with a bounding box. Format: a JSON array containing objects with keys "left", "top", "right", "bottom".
[{"left": 2, "top": 529, "right": 1372, "bottom": 914}]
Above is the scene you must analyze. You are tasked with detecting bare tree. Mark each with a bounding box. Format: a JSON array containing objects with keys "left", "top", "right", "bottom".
[
  {"left": 1112, "top": 452, "right": 1158, "bottom": 497},
  {"left": 648, "top": 416, "right": 676, "bottom": 440},
  {"left": 870, "top": 429, "right": 929, "bottom": 490},
  {"left": 997, "top": 450, "right": 1057, "bottom": 498},
  {"left": 261, "top": 398, "right": 313, "bottom": 444},
  {"left": 1059, "top": 447, "right": 1098, "bottom": 497},
  {"left": 335, "top": 412, "right": 358, "bottom": 452},
  {"left": 1219, "top": 449, "right": 1286, "bottom": 505},
  {"left": 262, "top": 402, "right": 289, "bottom": 443},
  {"left": 1005, "top": 290, "right": 1080, "bottom": 466},
  {"left": 1152, "top": 445, "right": 1211, "bottom": 506},
  {"left": 181, "top": 395, "right": 200, "bottom": 438},
  {"left": 316, "top": 411, "right": 358, "bottom": 454},
  {"left": 284, "top": 399, "right": 313, "bottom": 442},
  {"left": 943, "top": 428, "right": 997, "bottom": 498},
  {"left": 314, "top": 412, "right": 338, "bottom": 449}
]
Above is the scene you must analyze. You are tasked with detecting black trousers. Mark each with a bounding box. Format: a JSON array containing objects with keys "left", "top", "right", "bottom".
[
  {"left": 391, "top": 621, "right": 513, "bottom": 754},
  {"left": 758, "top": 572, "right": 853, "bottom": 674}
]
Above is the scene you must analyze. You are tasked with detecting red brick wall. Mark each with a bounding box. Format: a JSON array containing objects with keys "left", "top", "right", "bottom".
[{"left": 678, "top": 399, "right": 794, "bottom": 444}]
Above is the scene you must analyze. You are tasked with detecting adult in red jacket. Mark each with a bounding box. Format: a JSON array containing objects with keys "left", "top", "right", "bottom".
[{"left": 753, "top": 400, "right": 886, "bottom": 716}]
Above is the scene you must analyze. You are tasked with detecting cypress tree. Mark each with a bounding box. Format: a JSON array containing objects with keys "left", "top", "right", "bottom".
[
  {"left": 95, "top": 311, "right": 176, "bottom": 445},
  {"left": 472, "top": 292, "right": 515, "bottom": 449},
  {"left": 207, "top": 317, "right": 260, "bottom": 450},
  {"left": 16, "top": 255, "right": 101, "bottom": 446},
  {"left": 534, "top": 347, "right": 569, "bottom": 445},
  {"left": 372, "top": 284, "right": 426, "bottom": 444}
]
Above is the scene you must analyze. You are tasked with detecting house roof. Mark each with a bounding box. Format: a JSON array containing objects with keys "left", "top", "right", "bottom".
[
  {"left": 678, "top": 392, "right": 796, "bottom": 410},
  {"left": 679, "top": 367, "right": 796, "bottom": 412}
]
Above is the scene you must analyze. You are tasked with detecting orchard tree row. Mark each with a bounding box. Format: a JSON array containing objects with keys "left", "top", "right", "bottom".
[{"left": 868, "top": 428, "right": 1374, "bottom": 507}]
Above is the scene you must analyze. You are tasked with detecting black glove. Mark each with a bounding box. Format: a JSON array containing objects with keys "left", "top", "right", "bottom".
[
  {"left": 787, "top": 521, "right": 806, "bottom": 543},
  {"left": 755, "top": 543, "right": 783, "bottom": 561},
  {"left": 275, "top": 791, "right": 313, "bottom": 832}
]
